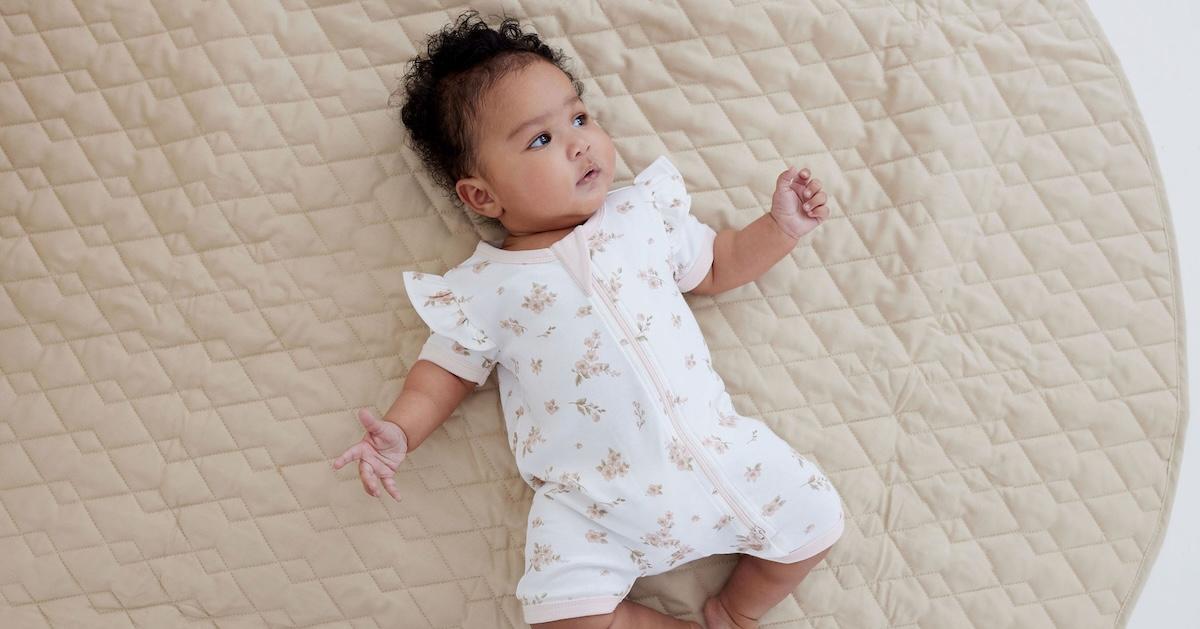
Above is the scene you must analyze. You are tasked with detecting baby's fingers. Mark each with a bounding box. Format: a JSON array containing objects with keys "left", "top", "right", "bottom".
[
  {"left": 331, "top": 442, "right": 364, "bottom": 470},
  {"left": 804, "top": 191, "right": 828, "bottom": 212},
  {"left": 379, "top": 472, "right": 403, "bottom": 502},
  {"left": 359, "top": 458, "right": 382, "bottom": 497},
  {"left": 793, "top": 177, "right": 821, "bottom": 199}
]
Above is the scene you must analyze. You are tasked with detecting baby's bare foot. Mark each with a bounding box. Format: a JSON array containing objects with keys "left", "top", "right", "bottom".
[{"left": 703, "top": 594, "right": 758, "bottom": 629}]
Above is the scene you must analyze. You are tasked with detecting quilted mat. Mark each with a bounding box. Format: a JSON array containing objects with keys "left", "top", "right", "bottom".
[{"left": 0, "top": 0, "right": 1188, "bottom": 627}]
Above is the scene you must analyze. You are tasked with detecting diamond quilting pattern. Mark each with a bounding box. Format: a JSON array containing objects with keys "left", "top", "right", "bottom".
[{"left": 0, "top": 1, "right": 1185, "bottom": 628}]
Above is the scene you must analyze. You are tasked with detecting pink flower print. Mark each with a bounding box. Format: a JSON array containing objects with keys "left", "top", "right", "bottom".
[
  {"left": 639, "top": 267, "right": 664, "bottom": 289},
  {"left": 806, "top": 474, "right": 833, "bottom": 491},
  {"left": 667, "top": 437, "right": 694, "bottom": 471},
  {"left": 669, "top": 544, "right": 695, "bottom": 567},
  {"left": 544, "top": 399, "right": 559, "bottom": 414},
  {"left": 762, "top": 495, "right": 786, "bottom": 517},
  {"left": 601, "top": 268, "right": 623, "bottom": 300},
  {"left": 734, "top": 533, "right": 766, "bottom": 553},
  {"left": 632, "top": 313, "right": 652, "bottom": 342},
  {"left": 572, "top": 398, "right": 606, "bottom": 422},
  {"left": 587, "top": 503, "right": 608, "bottom": 519},
  {"left": 521, "top": 425, "right": 546, "bottom": 457},
  {"left": 646, "top": 483, "right": 663, "bottom": 496},
  {"left": 670, "top": 259, "right": 687, "bottom": 284},
  {"left": 661, "top": 218, "right": 675, "bottom": 236},
  {"left": 685, "top": 354, "right": 696, "bottom": 369},
  {"left": 596, "top": 448, "right": 630, "bottom": 480},
  {"left": 531, "top": 516, "right": 544, "bottom": 528},
  {"left": 615, "top": 200, "right": 634, "bottom": 214},
  {"left": 576, "top": 442, "right": 582, "bottom": 449},
  {"left": 804, "top": 523, "right": 816, "bottom": 535},
  {"left": 746, "top": 429, "right": 758, "bottom": 443},
  {"left": 543, "top": 468, "right": 583, "bottom": 496},
  {"left": 632, "top": 401, "right": 646, "bottom": 429},
  {"left": 529, "top": 542, "right": 563, "bottom": 571},
  {"left": 702, "top": 435, "right": 731, "bottom": 454},
  {"left": 521, "top": 282, "right": 557, "bottom": 314},
  {"left": 587, "top": 230, "right": 620, "bottom": 257},
  {"left": 496, "top": 286, "right": 504, "bottom": 295},
  {"left": 744, "top": 463, "right": 762, "bottom": 482},
  {"left": 712, "top": 514, "right": 733, "bottom": 530},
  {"left": 573, "top": 330, "right": 622, "bottom": 385},
  {"left": 790, "top": 448, "right": 808, "bottom": 468},
  {"left": 691, "top": 514, "right": 701, "bottom": 522},
  {"left": 411, "top": 272, "right": 427, "bottom": 280},
  {"left": 705, "top": 403, "right": 734, "bottom": 427},
  {"left": 422, "top": 287, "right": 457, "bottom": 308},
  {"left": 585, "top": 529, "right": 609, "bottom": 544},
  {"left": 629, "top": 548, "right": 653, "bottom": 574},
  {"left": 537, "top": 325, "right": 556, "bottom": 337},
  {"left": 672, "top": 313, "right": 682, "bottom": 329},
  {"left": 450, "top": 341, "right": 471, "bottom": 357},
  {"left": 510, "top": 432, "right": 518, "bottom": 455},
  {"left": 577, "top": 305, "right": 593, "bottom": 317},
  {"left": 641, "top": 511, "right": 678, "bottom": 548},
  {"left": 518, "top": 593, "right": 548, "bottom": 606},
  {"left": 471, "top": 260, "right": 491, "bottom": 273},
  {"left": 500, "top": 318, "right": 526, "bottom": 335},
  {"left": 531, "top": 358, "right": 543, "bottom": 374}
]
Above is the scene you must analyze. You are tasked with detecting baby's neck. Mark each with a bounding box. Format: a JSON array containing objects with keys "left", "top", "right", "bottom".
[{"left": 501, "top": 225, "right": 578, "bottom": 251}]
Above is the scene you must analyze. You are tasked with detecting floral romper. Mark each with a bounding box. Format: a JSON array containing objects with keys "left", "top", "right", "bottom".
[{"left": 402, "top": 155, "right": 845, "bottom": 625}]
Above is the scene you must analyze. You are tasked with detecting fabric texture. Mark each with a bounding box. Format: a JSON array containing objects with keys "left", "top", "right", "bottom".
[
  {"left": 0, "top": 2, "right": 1186, "bottom": 628},
  {"left": 404, "top": 155, "right": 844, "bottom": 624}
]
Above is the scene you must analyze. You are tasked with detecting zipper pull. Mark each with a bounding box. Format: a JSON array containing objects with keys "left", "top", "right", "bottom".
[{"left": 753, "top": 526, "right": 767, "bottom": 541}]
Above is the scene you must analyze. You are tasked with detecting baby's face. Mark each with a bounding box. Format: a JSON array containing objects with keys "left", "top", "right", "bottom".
[{"left": 456, "top": 59, "right": 616, "bottom": 236}]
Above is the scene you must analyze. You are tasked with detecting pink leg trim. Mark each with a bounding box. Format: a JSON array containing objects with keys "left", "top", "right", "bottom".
[
  {"left": 769, "top": 516, "right": 845, "bottom": 563},
  {"left": 523, "top": 595, "right": 625, "bottom": 624}
]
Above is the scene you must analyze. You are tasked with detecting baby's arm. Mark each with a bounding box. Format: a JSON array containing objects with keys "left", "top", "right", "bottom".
[
  {"left": 690, "top": 166, "right": 828, "bottom": 296},
  {"left": 383, "top": 359, "right": 478, "bottom": 451},
  {"left": 333, "top": 359, "right": 476, "bottom": 500}
]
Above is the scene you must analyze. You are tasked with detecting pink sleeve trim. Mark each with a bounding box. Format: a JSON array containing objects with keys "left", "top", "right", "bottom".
[
  {"left": 522, "top": 594, "right": 624, "bottom": 624},
  {"left": 676, "top": 222, "right": 717, "bottom": 293},
  {"left": 767, "top": 516, "right": 844, "bottom": 563},
  {"left": 417, "top": 337, "right": 491, "bottom": 389}
]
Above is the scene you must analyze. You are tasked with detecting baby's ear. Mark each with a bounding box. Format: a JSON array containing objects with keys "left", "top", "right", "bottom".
[{"left": 455, "top": 177, "right": 500, "bottom": 218}]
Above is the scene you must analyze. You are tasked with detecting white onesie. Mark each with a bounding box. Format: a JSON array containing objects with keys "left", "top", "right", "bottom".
[{"left": 402, "top": 155, "right": 845, "bottom": 625}]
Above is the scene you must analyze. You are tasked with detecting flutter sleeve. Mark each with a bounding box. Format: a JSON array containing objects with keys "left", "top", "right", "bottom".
[
  {"left": 633, "top": 155, "right": 718, "bottom": 293},
  {"left": 402, "top": 271, "right": 499, "bottom": 389}
]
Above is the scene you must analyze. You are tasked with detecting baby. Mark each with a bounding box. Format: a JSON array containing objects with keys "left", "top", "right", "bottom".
[{"left": 332, "top": 9, "right": 837, "bottom": 629}]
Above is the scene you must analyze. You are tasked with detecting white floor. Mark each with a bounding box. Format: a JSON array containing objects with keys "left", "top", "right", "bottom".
[{"left": 1084, "top": 1, "right": 1200, "bottom": 628}]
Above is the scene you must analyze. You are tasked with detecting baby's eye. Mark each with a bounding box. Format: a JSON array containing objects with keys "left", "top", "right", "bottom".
[{"left": 528, "top": 114, "right": 589, "bottom": 149}]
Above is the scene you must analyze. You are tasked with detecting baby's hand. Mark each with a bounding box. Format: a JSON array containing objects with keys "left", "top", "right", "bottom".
[
  {"left": 769, "top": 166, "right": 829, "bottom": 240},
  {"left": 331, "top": 408, "right": 408, "bottom": 501}
]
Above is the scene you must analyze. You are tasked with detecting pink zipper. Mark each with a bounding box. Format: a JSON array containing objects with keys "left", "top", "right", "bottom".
[{"left": 591, "top": 276, "right": 769, "bottom": 543}]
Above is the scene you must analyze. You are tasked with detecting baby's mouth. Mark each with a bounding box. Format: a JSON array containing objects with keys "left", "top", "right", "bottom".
[{"left": 577, "top": 166, "right": 600, "bottom": 186}]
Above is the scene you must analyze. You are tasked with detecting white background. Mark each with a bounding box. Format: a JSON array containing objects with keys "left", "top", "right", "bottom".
[{"left": 1085, "top": 1, "right": 1199, "bottom": 628}]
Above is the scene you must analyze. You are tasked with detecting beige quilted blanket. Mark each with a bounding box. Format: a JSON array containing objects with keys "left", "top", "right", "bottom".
[{"left": 0, "top": 1, "right": 1187, "bottom": 627}]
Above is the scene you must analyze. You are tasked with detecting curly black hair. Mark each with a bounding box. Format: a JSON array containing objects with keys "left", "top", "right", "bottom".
[{"left": 391, "top": 9, "right": 585, "bottom": 231}]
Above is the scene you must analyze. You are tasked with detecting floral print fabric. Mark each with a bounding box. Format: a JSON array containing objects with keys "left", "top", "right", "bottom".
[{"left": 401, "top": 155, "right": 844, "bottom": 624}]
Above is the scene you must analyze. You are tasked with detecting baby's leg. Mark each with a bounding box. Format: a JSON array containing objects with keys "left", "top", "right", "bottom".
[
  {"left": 704, "top": 547, "right": 833, "bottom": 629},
  {"left": 532, "top": 598, "right": 701, "bottom": 628}
]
